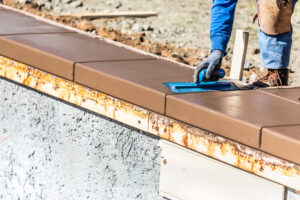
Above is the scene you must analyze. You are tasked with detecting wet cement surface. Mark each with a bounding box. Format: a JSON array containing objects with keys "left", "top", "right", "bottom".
[{"left": 10, "top": 0, "right": 300, "bottom": 85}]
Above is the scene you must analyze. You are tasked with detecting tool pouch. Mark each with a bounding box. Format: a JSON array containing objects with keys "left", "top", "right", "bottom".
[{"left": 256, "top": 0, "right": 293, "bottom": 35}]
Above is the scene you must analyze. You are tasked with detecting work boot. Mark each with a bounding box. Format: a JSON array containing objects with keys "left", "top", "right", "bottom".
[{"left": 253, "top": 68, "right": 289, "bottom": 87}]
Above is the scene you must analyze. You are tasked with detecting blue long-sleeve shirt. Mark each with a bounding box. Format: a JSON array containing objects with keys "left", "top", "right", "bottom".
[
  {"left": 210, "top": 0, "right": 238, "bottom": 54},
  {"left": 210, "top": 0, "right": 297, "bottom": 69}
]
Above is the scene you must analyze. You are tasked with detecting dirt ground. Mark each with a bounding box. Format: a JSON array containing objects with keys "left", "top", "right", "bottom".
[{"left": 3, "top": 0, "right": 300, "bottom": 85}]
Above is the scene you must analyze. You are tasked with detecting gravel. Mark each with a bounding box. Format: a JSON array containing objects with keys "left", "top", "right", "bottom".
[{"left": 14, "top": 0, "right": 300, "bottom": 85}]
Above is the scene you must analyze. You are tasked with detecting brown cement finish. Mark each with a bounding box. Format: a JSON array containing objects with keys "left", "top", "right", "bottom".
[
  {"left": 258, "top": 87, "right": 300, "bottom": 105},
  {"left": 1, "top": 6, "right": 300, "bottom": 163},
  {"left": 75, "top": 60, "right": 193, "bottom": 114},
  {"left": 262, "top": 126, "right": 300, "bottom": 165},
  {"left": 0, "top": 9, "right": 72, "bottom": 35},
  {"left": 166, "top": 91, "right": 300, "bottom": 148},
  {"left": 0, "top": 33, "right": 153, "bottom": 80}
]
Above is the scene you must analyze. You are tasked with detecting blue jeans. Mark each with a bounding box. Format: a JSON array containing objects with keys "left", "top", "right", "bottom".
[{"left": 258, "top": 0, "right": 298, "bottom": 69}]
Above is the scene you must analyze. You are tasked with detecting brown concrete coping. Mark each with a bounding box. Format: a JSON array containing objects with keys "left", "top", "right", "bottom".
[
  {"left": 75, "top": 60, "right": 193, "bottom": 114},
  {"left": 1, "top": 6, "right": 300, "bottom": 165},
  {"left": 0, "top": 9, "right": 72, "bottom": 35},
  {"left": 258, "top": 87, "right": 300, "bottom": 105},
  {"left": 0, "top": 33, "right": 153, "bottom": 80},
  {"left": 262, "top": 125, "right": 300, "bottom": 165},
  {"left": 166, "top": 91, "right": 300, "bottom": 148}
]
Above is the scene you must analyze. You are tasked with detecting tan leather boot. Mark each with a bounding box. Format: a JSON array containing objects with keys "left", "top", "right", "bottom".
[{"left": 253, "top": 68, "right": 289, "bottom": 87}]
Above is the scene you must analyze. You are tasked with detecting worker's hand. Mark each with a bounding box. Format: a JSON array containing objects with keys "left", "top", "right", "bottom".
[{"left": 193, "top": 50, "right": 224, "bottom": 83}]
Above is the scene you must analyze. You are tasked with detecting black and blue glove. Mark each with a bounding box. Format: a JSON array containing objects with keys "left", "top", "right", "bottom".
[{"left": 193, "top": 50, "right": 225, "bottom": 83}]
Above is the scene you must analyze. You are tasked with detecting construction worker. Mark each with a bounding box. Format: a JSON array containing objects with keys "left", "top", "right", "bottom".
[{"left": 194, "top": 0, "right": 298, "bottom": 87}]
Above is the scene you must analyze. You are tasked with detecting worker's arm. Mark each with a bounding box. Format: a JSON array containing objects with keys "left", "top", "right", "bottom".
[
  {"left": 194, "top": 0, "right": 238, "bottom": 82},
  {"left": 210, "top": 0, "right": 238, "bottom": 54}
]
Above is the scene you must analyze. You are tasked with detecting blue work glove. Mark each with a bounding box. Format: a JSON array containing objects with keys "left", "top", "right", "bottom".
[{"left": 193, "top": 50, "right": 224, "bottom": 83}]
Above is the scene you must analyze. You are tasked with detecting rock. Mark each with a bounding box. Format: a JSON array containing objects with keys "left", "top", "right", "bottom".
[
  {"left": 249, "top": 73, "right": 258, "bottom": 83},
  {"left": 18, "top": 0, "right": 33, "bottom": 3},
  {"left": 62, "top": 0, "right": 74, "bottom": 3},
  {"left": 174, "top": 27, "right": 185, "bottom": 34},
  {"left": 146, "top": 26, "right": 154, "bottom": 31},
  {"left": 161, "top": 50, "right": 170, "bottom": 57},
  {"left": 132, "top": 23, "right": 141, "bottom": 32},
  {"left": 115, "top": 2, "right": 122, "bottom": 9},
  {"left": 183, "top": 57, "right": 199, "bottom": 66},
  {"left": 251, "top": 48, "right": 260, "bottom": 55},
  {"left": 244, "top": 62, "right": 254, "bottom": 70},
  {"left": 69, "top": 0, "right": 83, "bottom": 8},
  {"left": 76, "top": 21, "right": 96, "bottom": 32},
  {"left": 224, "top": 55, "right": 231, "bottom": 61},
  {"left": 259, "top": 67, "right": 267, "bottom": 73},
  {"left": 242, "top": 76, "right": 249, "bottom": 83},
  {"left": 44, "top": 2, "right": 52, "bottom": 10}
]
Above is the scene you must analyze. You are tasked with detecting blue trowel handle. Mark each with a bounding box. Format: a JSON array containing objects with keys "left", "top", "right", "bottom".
[{"left": 199, "top": 68, "right": 226, "bottom": 83}]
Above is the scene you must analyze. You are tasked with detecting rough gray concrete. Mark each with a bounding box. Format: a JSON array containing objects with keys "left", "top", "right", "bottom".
[
  {"left": 287, "top": 189, "right": 300, "bottom": 200},
  {"left": 0, "top": 78, "right": 163, "bottom": 200},
  {"left": 1, "top": 77, "right": 300, "bottom": 200}
]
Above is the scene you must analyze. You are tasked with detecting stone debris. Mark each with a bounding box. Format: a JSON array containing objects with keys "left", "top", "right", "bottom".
[{"left": 2, "top": 0, "right": 300, "bottom": 85}]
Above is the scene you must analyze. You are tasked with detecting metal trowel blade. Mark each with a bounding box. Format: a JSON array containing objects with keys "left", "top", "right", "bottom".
[{"left": 163, "top": 80, "right": 240, "bottom": 94}]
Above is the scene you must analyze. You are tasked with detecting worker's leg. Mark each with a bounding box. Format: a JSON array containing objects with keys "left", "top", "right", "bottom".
[
  {"left": 258, "top": 30, "right": 292, "bottom": 70},
  {"left": 255, "top": 0, "right": 297, "bottom": 86},
  {"left": 259, "top": 0, "right": 297, "bottom": 70}
]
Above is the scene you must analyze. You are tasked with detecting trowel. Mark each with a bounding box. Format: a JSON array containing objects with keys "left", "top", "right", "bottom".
[{"left": 163, "top": 68, "right": 240, "bottom": 94}]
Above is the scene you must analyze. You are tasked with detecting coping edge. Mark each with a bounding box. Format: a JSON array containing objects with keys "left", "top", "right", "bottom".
[
  {"left": 1, "top": 55, "right": 300, "bottom": 190},
  {"left": 0, "top": 4, "right": 194, "bottom": 70}
]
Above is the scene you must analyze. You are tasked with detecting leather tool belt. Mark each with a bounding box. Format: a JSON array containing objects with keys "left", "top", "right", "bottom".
[{"left": 256, "top": 0, "right": 293, "bottom": 35}]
